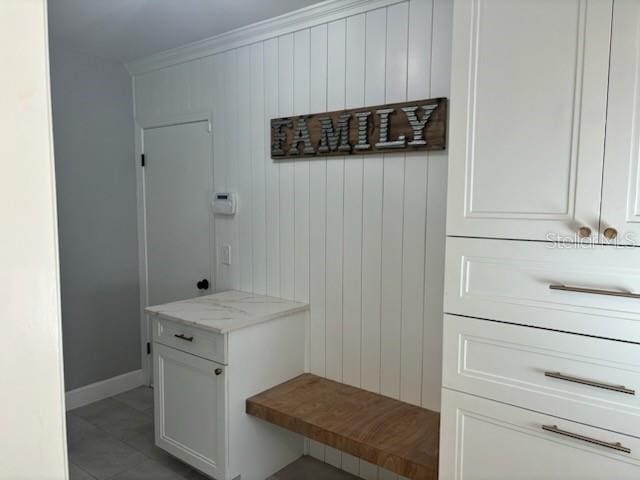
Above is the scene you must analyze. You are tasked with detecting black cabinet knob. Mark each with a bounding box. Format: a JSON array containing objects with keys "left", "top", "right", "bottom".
[{"left": 196, "top": 279, "right": 209, "bottom": 290}]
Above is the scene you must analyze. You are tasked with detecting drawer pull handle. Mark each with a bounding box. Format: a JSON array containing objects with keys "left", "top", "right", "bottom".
[
  {"left": 549, "top": 284, "right": 640, "bottom": 299},
  {"left": 174, "top": 333, "right": 194, "bottom": 342},
  {"left": 541, "top": 425, "right": 631, "bottom": 454},
  {"left": 544, "top": 371, "right": 635, "bottom": 395}
]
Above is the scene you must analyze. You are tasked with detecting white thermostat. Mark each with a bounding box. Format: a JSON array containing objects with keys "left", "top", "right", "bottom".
[{"left": 212, "top": 192, "right": 236, "bottom": 215}]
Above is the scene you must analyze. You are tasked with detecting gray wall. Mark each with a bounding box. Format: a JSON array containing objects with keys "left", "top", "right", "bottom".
[{"left": 50, "top": 48, "right": 140, "bottom": 391}]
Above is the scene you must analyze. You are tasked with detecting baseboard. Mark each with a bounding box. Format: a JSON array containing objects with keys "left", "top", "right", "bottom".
[{"left": 65, "top": 369, "right": 145, "bottom": 411}]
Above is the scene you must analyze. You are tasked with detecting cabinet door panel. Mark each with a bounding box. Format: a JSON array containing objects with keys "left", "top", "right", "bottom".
[
  {"left": 439, "top": 389, "right": 640, "bottom": 480},
  {"left": 447, "top": 0, "right": 612, "bottom": 241},
  {"left": 601, "top": 0, "right": 640, "bottom": 246},
  {"left": 154, "top": 343, "right": 226, "bottom": 479}
]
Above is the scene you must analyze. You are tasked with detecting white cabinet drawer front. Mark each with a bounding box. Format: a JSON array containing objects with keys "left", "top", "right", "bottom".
[
  {"left": 447, "top": 0, "right": 612, "bottom": 242},
  {"left": 444, "top": 237, "right": 640, "bottom": 342},
  {"left": 439, "top": 389, "right": 640, "bottom": 480},
  {"left": 443, "top": 314, "right": 640, "bottom": 437},
  {"left": 154, "top": 344, "right": 226, "bottom": 479},
  {"left": 153, "top": 317, "right": 226, "bottom": 364}
]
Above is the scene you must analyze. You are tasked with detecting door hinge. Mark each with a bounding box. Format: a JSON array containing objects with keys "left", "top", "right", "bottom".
[
  {"left": 146, "top": 342, "right": 151, "bottom": 355},
  {"left": 141, "top": 153, "right": 146, "bottom": 167}
]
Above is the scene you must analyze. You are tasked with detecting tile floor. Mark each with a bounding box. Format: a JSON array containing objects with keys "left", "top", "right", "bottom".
[
  {"left": 67, "top": 386, "right": 359, "bottom": 480},
  {"left": 67, "top": 386, "right": 208, "bottom": 480},
  {"left": 268, "top": 456, "right": 360, "bottom": 480}
]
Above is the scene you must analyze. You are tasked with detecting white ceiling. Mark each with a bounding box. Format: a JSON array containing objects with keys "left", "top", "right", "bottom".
[{"left": 48, "top": 0, "right": 326, "bottom": 63}]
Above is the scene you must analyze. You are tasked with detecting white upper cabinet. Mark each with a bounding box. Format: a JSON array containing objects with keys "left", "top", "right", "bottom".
[
  {"left": 601, "top": 0, "right": 640, "bottom": 246},
  {"left": 447, "top": 0, "right": 613, "bottom": 242}
]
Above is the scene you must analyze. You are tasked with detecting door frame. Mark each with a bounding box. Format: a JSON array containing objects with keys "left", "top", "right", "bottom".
[{"left": 135, "top": 111, "right": 215, "bottom": 385}]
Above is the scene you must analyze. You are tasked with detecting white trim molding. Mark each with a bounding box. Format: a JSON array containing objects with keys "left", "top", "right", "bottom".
[
  {"left": 65, "top": 370, "right": 145, "bottom": 411},
  {"left": 125, "top": 0, "right": 405, "bottom": 75}
]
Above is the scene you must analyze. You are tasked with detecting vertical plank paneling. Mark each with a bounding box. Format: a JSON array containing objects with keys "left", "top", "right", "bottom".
[
  {"left": 132, "top": 2, "right": 451, "bottom": 477},
  {"left": 199, "top": 55, "right": 216, "bottom": 110},
  {"left": 212, "top": 53, "right": 231, "bottom": 291},
  {"left": 292, "top": 28, "right": 313, "bottom": 462},
  {"left": 251, "top": 43, "right": 267, "bottom": 295},
  {"left": 342, "top": 12, "right": 366, "bottom": 390},
  {"left": 400, "top": 0, "right": 433, "bottom": 407},
  {"left": 278, "top": 34, "right": 295, "bottom": 300},
  {"left": 361, "top": 6, "right": 387, "bottom": 400},
  {"left": 407, "top": 0, "right": 433, "bottom": 101},
  {"left": 224, "top": 50, "right": 240, "bottom": 290},
  {"left": 380, "top": 1, "right": 409, "bottom": 401},
  {"left": 237, "top": 46, "right": 254, "bottom": 293},
  {"left": 294, "top": 29, "right": 311, "bottom": 305},
  {"left": 169, "top": 62, "right": 192, "bottom": 114},
  {"left": 422, "top": 0, "right": 452, "bottom": 412},
  {"left": 308, "top": 23, "right": 329, "bottom": 463},
  {"left": 264, "top": 38, "right": 281, "bottom": 298},
  {"left": 133, "top": 72, "right": 155, "bottom": 120},
  {"left": 325, "top": 18, "right": 346, "bottom": 385},
  {"left": 324, "top": 17, "right": 347, "bottom": 470},
  {"left": 342, "top": 13, "right": 367, "bottom": 477},
  {"left": 190, "top": 58, "right": 205, "bottom": 113},
  {"left": 308, "top": 23, "right": 328, "bottom": 379}
]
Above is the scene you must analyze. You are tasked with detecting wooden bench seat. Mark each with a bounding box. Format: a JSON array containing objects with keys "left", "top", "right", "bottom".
[{"left": 246, "top": 374, "right": 440, "bottom": 480}]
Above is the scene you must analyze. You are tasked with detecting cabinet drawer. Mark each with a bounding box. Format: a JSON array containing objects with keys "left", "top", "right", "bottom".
[
  {"left": 153, "top": 317, "right": 226, "bottom": 364},
  {"left": 439, "top": 389, "right": 640, "bottom": 480},
  {"left": 443, "top": 314, "right": 640, "bottom": 437},
  {"left": 444, "top": 237, "right": 640, "bottom": 342}
]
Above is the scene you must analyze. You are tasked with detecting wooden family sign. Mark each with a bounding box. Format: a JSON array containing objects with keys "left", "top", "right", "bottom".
[{"left": 271, "top": 97, "right": 447, "bottom": 159}]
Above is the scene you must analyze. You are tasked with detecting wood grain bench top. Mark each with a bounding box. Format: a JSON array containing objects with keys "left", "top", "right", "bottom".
[{"left": 246, "top": 373, "right": 439, "bottom": 480}]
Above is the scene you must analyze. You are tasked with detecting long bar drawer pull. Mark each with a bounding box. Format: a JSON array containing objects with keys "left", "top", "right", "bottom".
[
  {"left": 541, "top": 425, "right": 631, "bottom": 454},
  {"left": 544, "top": 371, "right": 635, "bottom": 395},
  {"left": 549, "top": 284, "right": 640, "bottom": 299},
  {"left": 174, "top": 333, "right": 194, "bottom": 342}
]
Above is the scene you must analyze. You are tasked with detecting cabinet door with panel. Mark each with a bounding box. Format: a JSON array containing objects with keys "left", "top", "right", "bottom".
[
  {"left": 447, "top": 0, "right": 613, "bottom": 241},
  {"left": 154, "top": 343, "right": 226, "bottom": 479},
  {"left": 601, "top": 0, "right": 640, "bottom": 246},
  {"left": 439, "top": 389, "right": 640, "bottom": 480}
]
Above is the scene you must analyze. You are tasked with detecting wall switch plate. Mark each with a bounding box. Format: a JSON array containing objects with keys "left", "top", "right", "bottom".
[{"left": 221, "top": 245, "right": 231, "bottom": 265}]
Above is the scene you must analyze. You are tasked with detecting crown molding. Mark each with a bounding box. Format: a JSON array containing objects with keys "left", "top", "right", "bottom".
[{"left": 125, "top": 0, "right": 404, "bottom": 76}]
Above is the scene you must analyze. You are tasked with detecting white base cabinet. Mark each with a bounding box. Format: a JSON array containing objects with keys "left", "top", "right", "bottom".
[
  {"left": 439, "top": 389, "right": 640, "bottom": 480},
  {"left": 155, "top": 343, "right": 226, "bottom": 479},
  {"left": 152, "top": 309, "right": 307, "bottom": 480}
]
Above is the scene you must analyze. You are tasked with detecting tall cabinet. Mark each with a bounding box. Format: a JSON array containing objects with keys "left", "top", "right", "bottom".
[{"left": 440, "top": 1, "right": 640, "bottom": 478}]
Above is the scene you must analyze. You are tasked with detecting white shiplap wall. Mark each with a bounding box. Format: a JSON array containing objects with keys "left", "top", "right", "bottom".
[{"left": 133, "top": 0, "right": 451, "bottom": 477}]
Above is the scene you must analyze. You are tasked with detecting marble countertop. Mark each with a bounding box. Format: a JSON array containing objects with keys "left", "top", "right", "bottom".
[{"left": 145, "top": 290, "right": 309, "bottom": 334}]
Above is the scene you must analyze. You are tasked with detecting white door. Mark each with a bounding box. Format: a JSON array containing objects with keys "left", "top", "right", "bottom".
[
  {"left": 600, "top": 0, "right": 640, "bottom": 246},
  {"left": 447, "top": 0, "right": 613, "bottom": 242},
  {"left": 143, "top": 120, "right": 213, "bottom": 381},
  {"left": 154, "top": 344, "right": 226, "bottom": 479},
  {"left": 439, "top": 389, "right": 640, "bottom": 480},
  {"left": 144, "top": 120, "right": 213, "bottom": 306}
]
